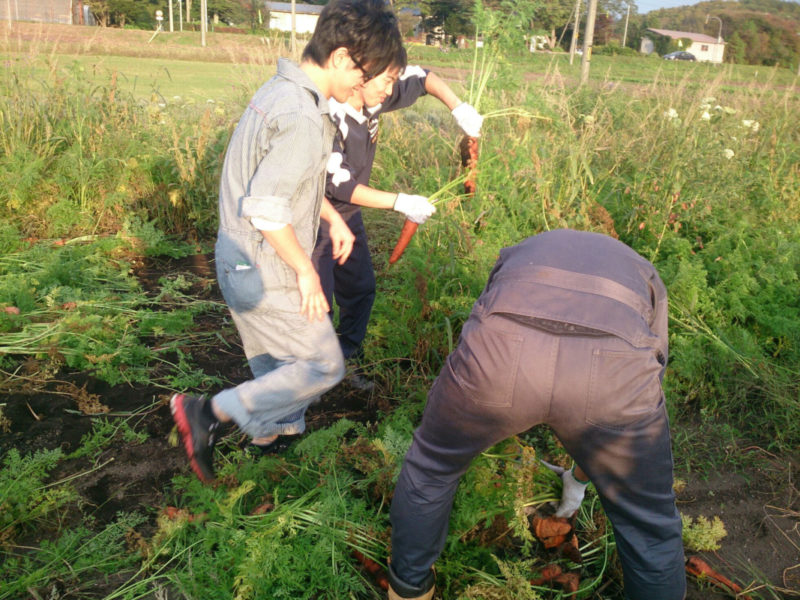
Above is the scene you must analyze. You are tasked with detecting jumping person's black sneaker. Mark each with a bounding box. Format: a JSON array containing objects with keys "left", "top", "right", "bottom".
[
  {"left": 248, "top": 434, "right": 301, "bottom": 456},
  {"left": 346, "top": 372, "right": 375, "bottom": 392},
  {"left": 170, "top": 393, "right": 219, "bottom": 483},
  {"left": 345, "top": 362, "right": 375, "bottom": 392}
]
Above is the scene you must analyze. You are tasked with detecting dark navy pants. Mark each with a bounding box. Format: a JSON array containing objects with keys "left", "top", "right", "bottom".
[
  {"left": 390, "top": 305, "right": 686, "bottom": 600},
  {"left": 312, "top": 207, "right": 376, "bottom": 361}
]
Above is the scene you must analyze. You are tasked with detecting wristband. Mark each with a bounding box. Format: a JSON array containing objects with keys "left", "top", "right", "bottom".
[{"left": 571, "top": 464, "right": 590, "bottom": 485}]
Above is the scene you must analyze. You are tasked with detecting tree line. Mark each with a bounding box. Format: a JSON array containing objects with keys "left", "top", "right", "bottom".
[
  {"left": 85, "top": 0, "right": 268, "bottom": 30},
  {"left": 85, "top": 0, "right": 800, "bottom": 68}
]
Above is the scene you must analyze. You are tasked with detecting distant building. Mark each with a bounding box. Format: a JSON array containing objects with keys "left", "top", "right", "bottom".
[
  {"left": 641, "top": 28, "right": 725, "bottom": 63},
  {"left": 1, "top": 0, "right": 94, "bottom": 25},
  {"left": 266, "top": 2, "right": 323, "bottom": 34}
]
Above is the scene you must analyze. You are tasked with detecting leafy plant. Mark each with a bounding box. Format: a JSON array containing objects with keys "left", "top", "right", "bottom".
[
  {"left": 0, "top": 448, "right": 75, "bottom": 544},
  {"left": 0, "top": 512, "right": 146, "bottom": 599},
  {"left": 681, "top": 514, "right": 728, "bottom": 552},
  {"left": 69, "top": 418, "right": 148, "bottom": 460}
]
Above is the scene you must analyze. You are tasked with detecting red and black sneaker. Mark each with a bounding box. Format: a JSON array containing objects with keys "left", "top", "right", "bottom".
[{"left": 170, "top": 393, "right": 219, "bottom": 483}]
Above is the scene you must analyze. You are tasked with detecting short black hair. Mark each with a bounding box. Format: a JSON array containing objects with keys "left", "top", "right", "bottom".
[
  {"left": 391, "top": 44, "right": 408, "bottom": 72},
  {"left": 302, "top": 0, "right": 404, "bottom": 81}
]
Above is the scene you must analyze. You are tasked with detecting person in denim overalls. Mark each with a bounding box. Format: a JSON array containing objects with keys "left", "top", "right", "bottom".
[
  {"left": 388, "top": 230, "right": 686, "bottom": 600},
  {"left": 170, "top": 0, "right": 404, "bottom": 483}
]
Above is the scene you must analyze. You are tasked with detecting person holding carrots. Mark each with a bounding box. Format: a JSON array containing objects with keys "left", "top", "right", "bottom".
[
  {"left": 388, "top": 229, "right": 686, "bottom": 600},
  {"left": 311, "top": 50, "right": 484, "bottom": 389},
  {"left": 169, "top": 0, "right": 405, "bottom": 482}
]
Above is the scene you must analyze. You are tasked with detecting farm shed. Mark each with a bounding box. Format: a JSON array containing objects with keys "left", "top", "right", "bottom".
[
  {"left": 266, "top": 2, "right": 323, "bottom": 34},
  {"left": 641, "top": 28, "right": 725, "bottom": 63}
]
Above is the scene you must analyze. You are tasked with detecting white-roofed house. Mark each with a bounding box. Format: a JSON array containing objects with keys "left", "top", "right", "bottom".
[{"left": 641, "top": 28, "right": 725, "bottom": 63}]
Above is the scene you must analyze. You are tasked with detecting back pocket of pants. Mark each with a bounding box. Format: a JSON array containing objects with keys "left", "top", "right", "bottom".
[
  {"left": 449, "top": 319, "right": 523, "bottom": 408},
  {"left": 585, "top": 348, "right": 662, "bottom": 430}
]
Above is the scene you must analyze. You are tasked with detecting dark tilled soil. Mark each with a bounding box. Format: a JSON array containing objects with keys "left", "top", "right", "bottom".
[
  {"left": 679, "top": 454, "right": 800, "bottom": 599},
  {"left": 2, "top": 254, "right": 798, "bottom": 599}
]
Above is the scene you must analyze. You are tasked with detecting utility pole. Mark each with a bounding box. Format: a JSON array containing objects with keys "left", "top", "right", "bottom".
[
  {"left": 291, "top": 0, "right": 297, "bottom": 57},
  {"left": 569, "top": 0, "right": 581, "bottom": 65},
  {"left": 705, "top": 14, "right": 722, "bottom": 43},
  {"left": 580, "top": 0, "right": 598, "bottom": 85},
  {"left": 200, "top": 0, "right": 207, "bottom": 47},
  {"left": 622, "top": 2, "right": 630, "bottom": 49},
  {"left": 168, "top": 0, "right": 173, "bottom": 32}
]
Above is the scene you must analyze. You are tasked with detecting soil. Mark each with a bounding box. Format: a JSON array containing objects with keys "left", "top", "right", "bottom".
[
  {"left": 2, "top": 253, "right": 798, "bottom": 599},
  {"left": 678, "top": 455, "right": 800, "bottom": 599},
  {"left": 2, "top": 22, "right": 799, "bottom": 597}
]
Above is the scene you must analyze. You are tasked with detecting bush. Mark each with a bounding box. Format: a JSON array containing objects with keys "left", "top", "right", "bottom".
[{"left": 593, "top": 44, "right": 641, "bottom": 57}]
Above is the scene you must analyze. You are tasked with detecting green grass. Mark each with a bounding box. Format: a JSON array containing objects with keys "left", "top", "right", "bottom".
[
  {"left": 0, "top": 24, "right": 798, "bottom": 599},
  {"left": 1, "top": 51, "right": 273, "bottom": 103}
]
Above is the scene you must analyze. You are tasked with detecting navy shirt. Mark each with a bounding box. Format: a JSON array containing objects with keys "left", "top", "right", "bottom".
[{"left": 325, "top": 66, "right": 429, "bottom": 214}]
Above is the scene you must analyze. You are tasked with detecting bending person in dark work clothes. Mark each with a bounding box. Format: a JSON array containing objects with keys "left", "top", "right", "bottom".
[{"left": 387, "top": 229, "right": 686, "bottom": 600}]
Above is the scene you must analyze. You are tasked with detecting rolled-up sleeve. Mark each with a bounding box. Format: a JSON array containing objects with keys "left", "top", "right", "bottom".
[{"left": 243, "top": 113, "right": 320, "bottom": 224}]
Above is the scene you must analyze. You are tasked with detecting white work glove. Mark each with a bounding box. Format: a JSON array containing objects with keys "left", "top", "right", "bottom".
[
  {"left": 541, "top": 460, "right": 589, "bottom": 518},
  {"left": 451, "top": 102, "right": 484, "bottom": 137},
  {"left": 394, "top": 193, "right": 436, "bottom": 224}
]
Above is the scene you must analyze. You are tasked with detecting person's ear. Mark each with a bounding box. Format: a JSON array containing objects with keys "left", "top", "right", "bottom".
[{"left": 330, "top": 47, "right": 349, "bottom": 69}]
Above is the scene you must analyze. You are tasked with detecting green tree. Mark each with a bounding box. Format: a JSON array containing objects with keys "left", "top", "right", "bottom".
[
  {"left": 725, "top": 31, "right": 746, "bottom": 63},
  {"left": 532, "top": 0, "right": 573, "bottom": 48},
  {"left": 420, "top": 0, "right": 475, "bottom": 37},
  {"left": 235, "top": 0, "right": 270, "bottom": 31},
  {"left": 86, "top": 0, "right": 156, "bottom": 28},
  {"left": 86, "top": 0, "right": 110, "bottom": 26},
  {"left": 207, "top": 0, "right": 247, "bottom": 25}
]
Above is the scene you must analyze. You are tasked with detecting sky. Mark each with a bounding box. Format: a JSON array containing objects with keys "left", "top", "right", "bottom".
[{"left": 635, "top": 0, "right": 698, "bottom": 14}]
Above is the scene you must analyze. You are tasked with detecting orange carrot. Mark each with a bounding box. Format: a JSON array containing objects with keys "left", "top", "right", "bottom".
[
  {"left": 388, "top": 218, "right": 419, "bottom": 265},
  {"left": 530, "top": 565, "right": 580, "bottom": 594},
  {"left": 553, "top": 572, "right": 580, "bottom": 593},
  {"left": 532, "top": 515, "right": 572, "bottom": 549},
  {"left": 530, "top": 564, "right": 562, "bottom": 585},
  {"left": 161, "top": 506, "right": 206, "bottom": 522},
  {"left": 352, "top": 549, "right": 390, "bottom": 590},
  {"left": 250, "top": 501, "right": 275, "bottom": 515},
  {"left": 685, "top": 556, "right": 751, "bottom": 599},
  {"left": 460, "top": 135, "right": 479, "bottom": 195}
]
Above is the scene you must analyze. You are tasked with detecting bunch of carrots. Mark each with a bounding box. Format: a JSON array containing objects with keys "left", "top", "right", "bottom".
[
  {"left": 387, "top": 29, "right": 493, "bottom": 265},
  {"left": 388, "top": 31, "right": 548, "bottom": 264},
  {"left": 388, "top": 175, "right": 468, "bottom": 264}
]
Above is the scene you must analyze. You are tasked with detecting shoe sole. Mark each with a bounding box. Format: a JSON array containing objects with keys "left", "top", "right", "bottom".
[{"left": 170, "top": 393, "right": 213, "bottom": 483}]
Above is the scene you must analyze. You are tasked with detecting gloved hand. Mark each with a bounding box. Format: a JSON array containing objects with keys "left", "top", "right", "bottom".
[
  {"left": 541, "top": 460, "right": 589, "bottom": 518},
  {"left": 451, "top": 102, "right": 484, "bottom": 137},
  {"left": 394, "top": 193, "right": 436, "bottom": 224}
]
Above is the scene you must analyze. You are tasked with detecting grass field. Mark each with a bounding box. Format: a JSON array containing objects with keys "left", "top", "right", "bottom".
[{"left": 1, "top": 21, "right": 799, "bottom": 600}]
